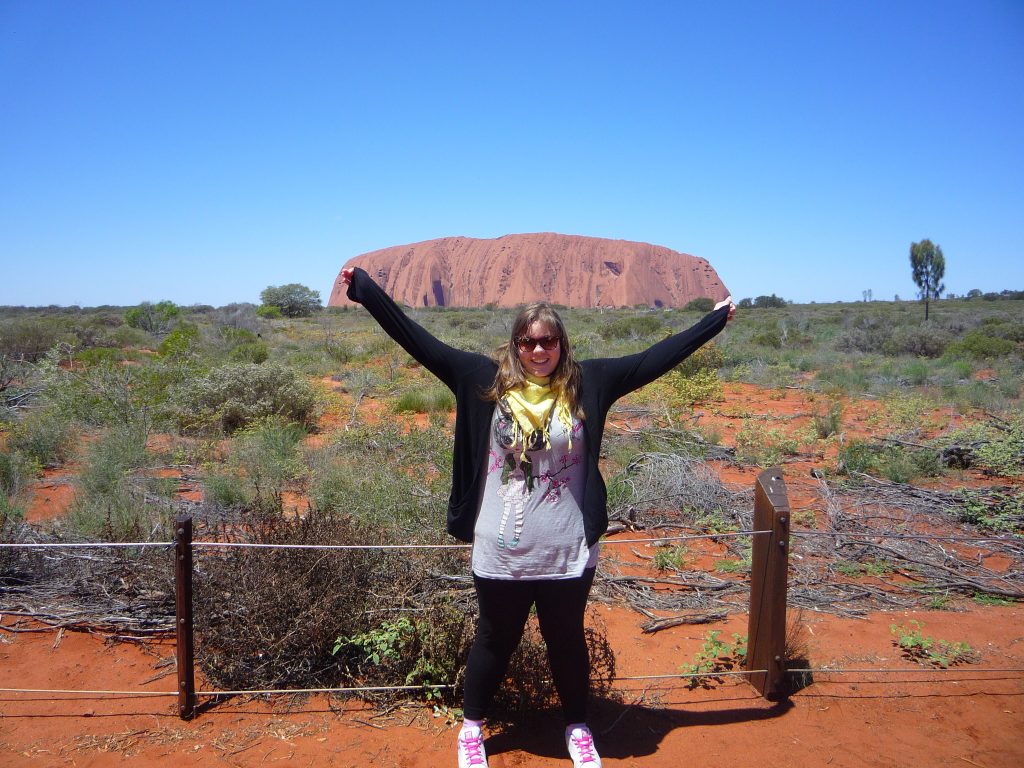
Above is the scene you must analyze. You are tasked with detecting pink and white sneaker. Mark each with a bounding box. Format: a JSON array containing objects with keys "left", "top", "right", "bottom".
[
  {"left": 457, "top": 725, "right": 488, "bottom": 768},
  {"left": 565, "top": 724, "right": 602, "bottom": 767}
]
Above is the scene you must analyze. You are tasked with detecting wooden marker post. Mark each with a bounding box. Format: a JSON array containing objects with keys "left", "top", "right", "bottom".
[
  {"left": 174, "top": 515, "right": 196, "bottom": 720},
  {"left": 745, "top": 468, "right": 791, "bottom": 700}
]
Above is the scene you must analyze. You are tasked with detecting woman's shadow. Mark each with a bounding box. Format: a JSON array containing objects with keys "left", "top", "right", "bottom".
[{"left": 484, "top": 692, "right": 795, "bottom": 762}]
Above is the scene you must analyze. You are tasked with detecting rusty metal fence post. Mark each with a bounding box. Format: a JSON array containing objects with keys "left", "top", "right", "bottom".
[
  {"left": 174, "top": 515, "right": 196, "bottom": 720},
  {"left": 745, "top": 467, "right": 791, "bottom": 700}
]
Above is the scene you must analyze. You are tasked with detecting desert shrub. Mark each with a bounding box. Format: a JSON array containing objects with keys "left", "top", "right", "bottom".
[
  {"left": 214, "top": 303, "right": 261, "bottom": 333},
  {"left": 8, "top": 407, "right": 76, "bottom": 467},
  {"left": 228, "top": 341, "right": 269, "bottom": 364},
  {"left": 900, "top": 359, "right": 931, "bottom": 385},
  {"left": 837, "top": 440, "right": 943, "bottom": 483},
  {"left": 884, "top": 325, "right": 950, "bottom": 358},
  {"left": 599, "top": 315, "right": 664, "bottom": 341},
  {"left": 675, "top": 342, "right": 724, "bottom": 377},
  {"left": 940, "top": 414, "right": 1024, "bottom": 477},
  {"left": 811, "top": 398, "right": 843, "bottom": 439},
  {"left": 231, "top": 419, "right": 307, "bottom": 507},
  {"left": 102, "top": 324, "right": 152, "bottom": 349},
  {"left": 735, "top": 422, "right": 799, "bottom": 466},
  {"left": 170, "top": 362, "right": 319, "bottom": 434},
  {"left": 193, "top": 510, "right": 446, "bottom": 693},
  {"left": 158, "top": 323, "right": 202, "bottom": 359},
  {"left": 219, "top": 327, "right": 258, "bottom": 345},
  {"left": 0, "top": 317, "right": 78, "bottom": 361},
  {"left": 683, "top": 297, "right": 715, "bottom": 312},
  {"left": 666, "top": 368, "right": 723, "bottom": 408},
  {"left": 945, "top": 330, "right": 1017, "bottom": 360},
  {"left": 255, "top": 304, "right": 282, "bottom": 319},
  {"left": 201, "top": 468, "right": 251, "bottom": 509},
  {"left": 310, "top": 425, "right": 452, "bottom": 536},
  {"left": 65, "top": 424, "right": 173, "bottom": 541},
  {"left": 814, "top": 362, "right": 872, "bottom": 394},
  {"left": 955, "top": 489, "right": 1023, "bottom": 533},
  {"left": 124, "top": 301, "right": 180, "bottom": 335},
  {"left": 324, "top": 339, "right": 353, "bottom": 364},
  {"left": 835, "top": 315, "right": 891, "bottom": 354},
  {"left": 0, "top": 449, "right": 41, "bottom": 498},
  {"left": 74, "top": 347, "right": 125, "bottom": 367},
  {"left": 752, "top": 327, "right": 783, "bottom": 348},
  {"left": 395, "top": 386, "right": 456, "bottom": 414}
]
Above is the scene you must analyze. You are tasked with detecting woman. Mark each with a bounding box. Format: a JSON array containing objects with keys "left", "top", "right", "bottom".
[{"left": 341, "top": 267, "right": 735, "bottom": 768}]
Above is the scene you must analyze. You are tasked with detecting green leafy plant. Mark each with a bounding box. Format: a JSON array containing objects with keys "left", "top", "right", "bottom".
[
  {"left": 955, "top": 489, "right": 1023, "bottom": 533},
  {"left": 890, "top": 620, "right": 978, "bottom": 668},
  {"left": 652, "top": 544, "right": 689, "bottom": 571},
  {"left": 681, "top": 630, "right": 748, "bottom": 689},
  {"left": 334, "top": 616, "right": 416, "bottom": 665}
]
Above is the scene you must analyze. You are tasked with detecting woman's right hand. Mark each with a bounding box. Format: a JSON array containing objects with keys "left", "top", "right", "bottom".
[{"left": 341, "top": 267, "right": 354, "bottom": 285}]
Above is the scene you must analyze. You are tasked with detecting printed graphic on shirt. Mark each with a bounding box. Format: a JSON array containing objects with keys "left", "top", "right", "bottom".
[{"left": 489, "top": 398, "right": 583, "bottom": 549}]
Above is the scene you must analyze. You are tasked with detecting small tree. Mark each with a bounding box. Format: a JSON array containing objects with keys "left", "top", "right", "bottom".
[
  {"left": 259, "top": 284, "right": 321, "bottom": 318},
  {"left": 909, "top": 239, "right": 945, "bottom": 320},
  {"left": 124, "top": 301, "right": 180, "bottom": 335}
]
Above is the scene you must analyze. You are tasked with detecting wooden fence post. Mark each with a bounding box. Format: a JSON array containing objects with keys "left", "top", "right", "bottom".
[
  {"left": 745, "top": 467, "right": 791, "bottom": 700},
  {"left": 174, "top": 515, "right": 196, "bottom": 720}
]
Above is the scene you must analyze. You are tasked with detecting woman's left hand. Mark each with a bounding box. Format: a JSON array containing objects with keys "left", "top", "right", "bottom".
[{"left": 714, "top": 295, "right": 737, "bottom": 321}]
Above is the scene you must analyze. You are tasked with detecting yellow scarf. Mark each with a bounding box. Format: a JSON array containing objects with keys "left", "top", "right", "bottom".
[{"left": 503, "top": 375, "right": 574, "bottom": 459}]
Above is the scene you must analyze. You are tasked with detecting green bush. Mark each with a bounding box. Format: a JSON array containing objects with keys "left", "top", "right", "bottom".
[
  {"left": 395, "top": 387, "right": 456, "bottom": 414},
  {"left": 8, "top": 407, "right": 76, "bottom": 467},
  {"left": 683, "top": 297, "right": 715, "bottom": 312},
  {"left": 231, "top": 419, "right": 307, "bottom": 505},
  {"left": 74, "top": 347, "right": 125, "bottom": 367},
  {"left": 170, "top": 362, "right": 320, "bottom": 434},
  {"left": 811, "top": 399, "right": 843, "bottom": 439},
  {"left": 0, "top": 449, "right": 41, "bottom": 497},
  {"left": 228, "top": 341, "right": 269, "bottom": 364},
  {"left": 838, "top": 440, "right": 943, "bottom": 483},
  {"left": 255, "top": 304, "right": 283, "bottom": 319},
  {"left": 158, "top": 323, "right": 201, "bottom": 359},
  {"left": 0, "top": 316, "right": 78, "bottom": 361},
  {"left": 884, "top": 325, "right": 950, "bottom": 358},
  {"left": 65, "top": 424, "right": 170, "bottom": 541},
  {"left": 945, "top": 330, "right": 1016, "bottom": 360},
  {"left": 599, "top": 315, "right": 664, "bottom": 341},
  {"left": 124, "top": 301, "right": 180, "bottom": 334},
  {"left": 202, "top": 468, "right": 251, "bottom": 508}
]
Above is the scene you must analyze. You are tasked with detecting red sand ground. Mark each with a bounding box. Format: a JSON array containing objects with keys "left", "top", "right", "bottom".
[
  {"left": 2, "top": 605, "right": 1021, "bottom": 767},
  {"left": 4, "top": 383, "right": 1023, "bottom": 766}
]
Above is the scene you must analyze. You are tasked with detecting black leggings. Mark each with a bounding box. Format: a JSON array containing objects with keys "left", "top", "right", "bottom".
[{"left": 463, "top": 568, "right": 596, "bottom": 723}]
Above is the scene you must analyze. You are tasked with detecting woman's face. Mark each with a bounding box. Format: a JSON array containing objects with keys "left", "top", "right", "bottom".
[{"left": 516, "top": 321, "right": 561, "bottom": 379}]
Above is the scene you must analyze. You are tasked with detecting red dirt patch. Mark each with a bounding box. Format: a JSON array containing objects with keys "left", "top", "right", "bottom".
[{"left": 24, "top": 470, "right": 75, "bottom": 523}]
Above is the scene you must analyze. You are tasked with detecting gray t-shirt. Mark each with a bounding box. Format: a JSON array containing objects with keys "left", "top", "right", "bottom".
[{"left": 471, "top": 403, "right": 599, "bottom": 579}]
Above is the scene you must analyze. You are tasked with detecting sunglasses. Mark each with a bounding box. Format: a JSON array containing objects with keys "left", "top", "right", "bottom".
[{"left": 515, "top": 334, "right": 560, "bottom": 351}]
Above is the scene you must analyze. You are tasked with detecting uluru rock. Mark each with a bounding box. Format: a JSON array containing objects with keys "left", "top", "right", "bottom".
[{"left": 329, "top": 233, "right": 729, "bottom": 309}]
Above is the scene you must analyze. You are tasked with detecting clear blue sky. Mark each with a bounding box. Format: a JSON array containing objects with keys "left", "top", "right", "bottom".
[{"left": 2, "top": 1, "right": 1022, "bottom": 306}]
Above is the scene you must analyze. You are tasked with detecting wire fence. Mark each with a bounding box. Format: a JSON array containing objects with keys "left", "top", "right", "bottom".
[{"left": 2, "top": 499, "right": 1021, "bottom": 711}]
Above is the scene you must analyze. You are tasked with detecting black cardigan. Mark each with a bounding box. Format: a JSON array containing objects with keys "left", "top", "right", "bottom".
[{"left": 346, "top": 267, "right": 729, "bottom": 546}]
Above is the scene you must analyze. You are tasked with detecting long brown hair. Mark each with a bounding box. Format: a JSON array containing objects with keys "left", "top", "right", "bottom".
[{"left": 484, "top": 302, "right": 584, "bottom": 418}]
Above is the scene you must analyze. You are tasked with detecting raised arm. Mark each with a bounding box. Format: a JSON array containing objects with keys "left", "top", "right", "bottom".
[
  {"left": 592, "top": 297, "right": 735, "bottom": 403},
  {"left": 342, "top": 267, "right": 481, "bottom": 388}
]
